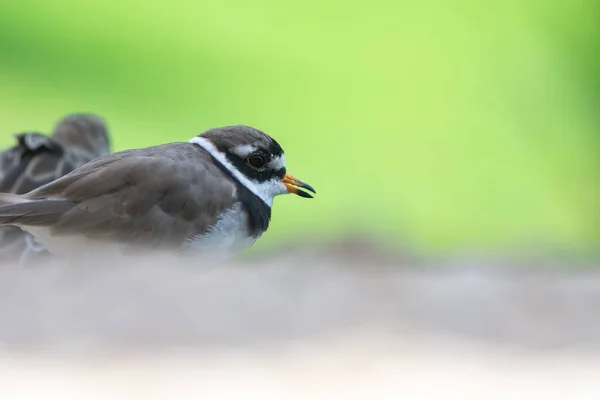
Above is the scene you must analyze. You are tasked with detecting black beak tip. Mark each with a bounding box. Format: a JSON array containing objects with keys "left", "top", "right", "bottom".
[
  {"left": 300, "top": 182, "right": 316, "bottom": 195},
  {"left": 296, "top": 189, "right": 314, "bottom": 199}
]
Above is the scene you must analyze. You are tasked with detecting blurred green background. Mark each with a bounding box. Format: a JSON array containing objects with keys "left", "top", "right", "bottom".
[{"left": 0, "top": 0, "right": 598, "bottom": 257}]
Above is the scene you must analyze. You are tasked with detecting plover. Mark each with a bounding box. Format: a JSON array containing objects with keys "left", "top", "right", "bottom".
[
  {"left": 0, "top": 125, "right": 314, "bottom": 263},
  {"left": 0, "top": 113, "right": 111, "bottom": 266}
]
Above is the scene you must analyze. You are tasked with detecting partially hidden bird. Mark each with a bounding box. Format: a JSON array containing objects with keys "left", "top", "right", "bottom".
[{"left": 0, "top": 113, "right": 111, "bottom": 266}]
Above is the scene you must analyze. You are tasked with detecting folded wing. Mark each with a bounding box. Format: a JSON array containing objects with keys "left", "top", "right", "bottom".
[{"left": 0, "top": 143, "right": 236, "bottom": 252}]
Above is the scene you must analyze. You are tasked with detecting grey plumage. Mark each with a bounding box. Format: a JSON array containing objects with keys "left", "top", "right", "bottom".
[{"left": 0, "top": 113, "right": 111, "bottom": 265}]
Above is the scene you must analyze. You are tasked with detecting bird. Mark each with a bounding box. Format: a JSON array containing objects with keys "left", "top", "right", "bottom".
[
  {"left": 0, "top": 113, "right": 111, "bottom": 266},
  {"left": 0, "top": 125, "right": 315, "bottom": 264}
]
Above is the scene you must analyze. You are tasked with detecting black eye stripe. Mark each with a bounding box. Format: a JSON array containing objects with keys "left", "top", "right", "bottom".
[{"left": 224, "top": 152, "right": 282, "bottom": 182}]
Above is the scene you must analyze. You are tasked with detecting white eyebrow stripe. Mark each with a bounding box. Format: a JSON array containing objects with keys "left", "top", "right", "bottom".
[{"left": 232, "top": 144, "right": 255, "bottom": 157}]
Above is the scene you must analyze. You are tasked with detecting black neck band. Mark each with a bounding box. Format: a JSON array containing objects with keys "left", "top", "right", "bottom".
[{"left": 193, "top": 144, "right": 271, "bottom": 237}]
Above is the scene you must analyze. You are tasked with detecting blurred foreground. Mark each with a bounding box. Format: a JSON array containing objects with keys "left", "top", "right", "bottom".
[{"left": 1, "top": 240, "right": 599, "bottom": 398}]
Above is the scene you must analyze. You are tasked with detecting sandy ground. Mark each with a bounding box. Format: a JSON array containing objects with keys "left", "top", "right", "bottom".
[{"left": 1, "top": 242, "right": 599, "bottom": 398}]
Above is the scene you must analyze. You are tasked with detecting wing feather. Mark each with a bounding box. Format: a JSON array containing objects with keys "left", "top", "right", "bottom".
[{"left": 7, "top": 143, "right": 237, "bottom": 252}]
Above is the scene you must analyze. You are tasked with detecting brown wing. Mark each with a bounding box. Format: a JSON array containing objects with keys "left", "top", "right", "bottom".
[
  {"left": 0, "top": 115, "right": 111, "bottom": 197},
  {"left": 16, "top": 143, "right": 237, "bottom": 251},
  {"left": 0, "top": 133, "right": 65, "bottom": 195},
  {"left": 0, "top": 120, "right": 111, "bottom": 265},
  {"left": 0, "top": 133, "right": 66, "bottom": 265}
]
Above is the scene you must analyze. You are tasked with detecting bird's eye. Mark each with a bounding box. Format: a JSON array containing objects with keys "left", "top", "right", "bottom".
[{"left": 247, "top": 154, "right": 266, "bottom": 169}]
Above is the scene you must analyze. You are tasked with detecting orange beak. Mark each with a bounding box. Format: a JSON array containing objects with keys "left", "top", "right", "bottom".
[{"left": 281, "top": 173, "right": 316, "bottom": 198}]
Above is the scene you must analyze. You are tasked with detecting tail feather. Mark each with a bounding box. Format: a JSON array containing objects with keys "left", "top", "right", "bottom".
[{"left": 0, "top": 194, "right": 74, "bottom": 227}]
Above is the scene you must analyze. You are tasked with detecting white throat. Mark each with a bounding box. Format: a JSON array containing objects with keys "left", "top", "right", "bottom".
[{"left": 190, "top": 136, "right": 286, "bottom": 207}]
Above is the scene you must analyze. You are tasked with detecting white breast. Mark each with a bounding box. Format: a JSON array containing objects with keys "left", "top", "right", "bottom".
[{"left": 181, "top": 202, "right": 258, "bottom": 261}]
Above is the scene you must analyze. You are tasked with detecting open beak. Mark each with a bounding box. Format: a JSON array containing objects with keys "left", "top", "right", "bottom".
[{"left": 281, "top": 173, "right": 316, "bottom": 198}]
